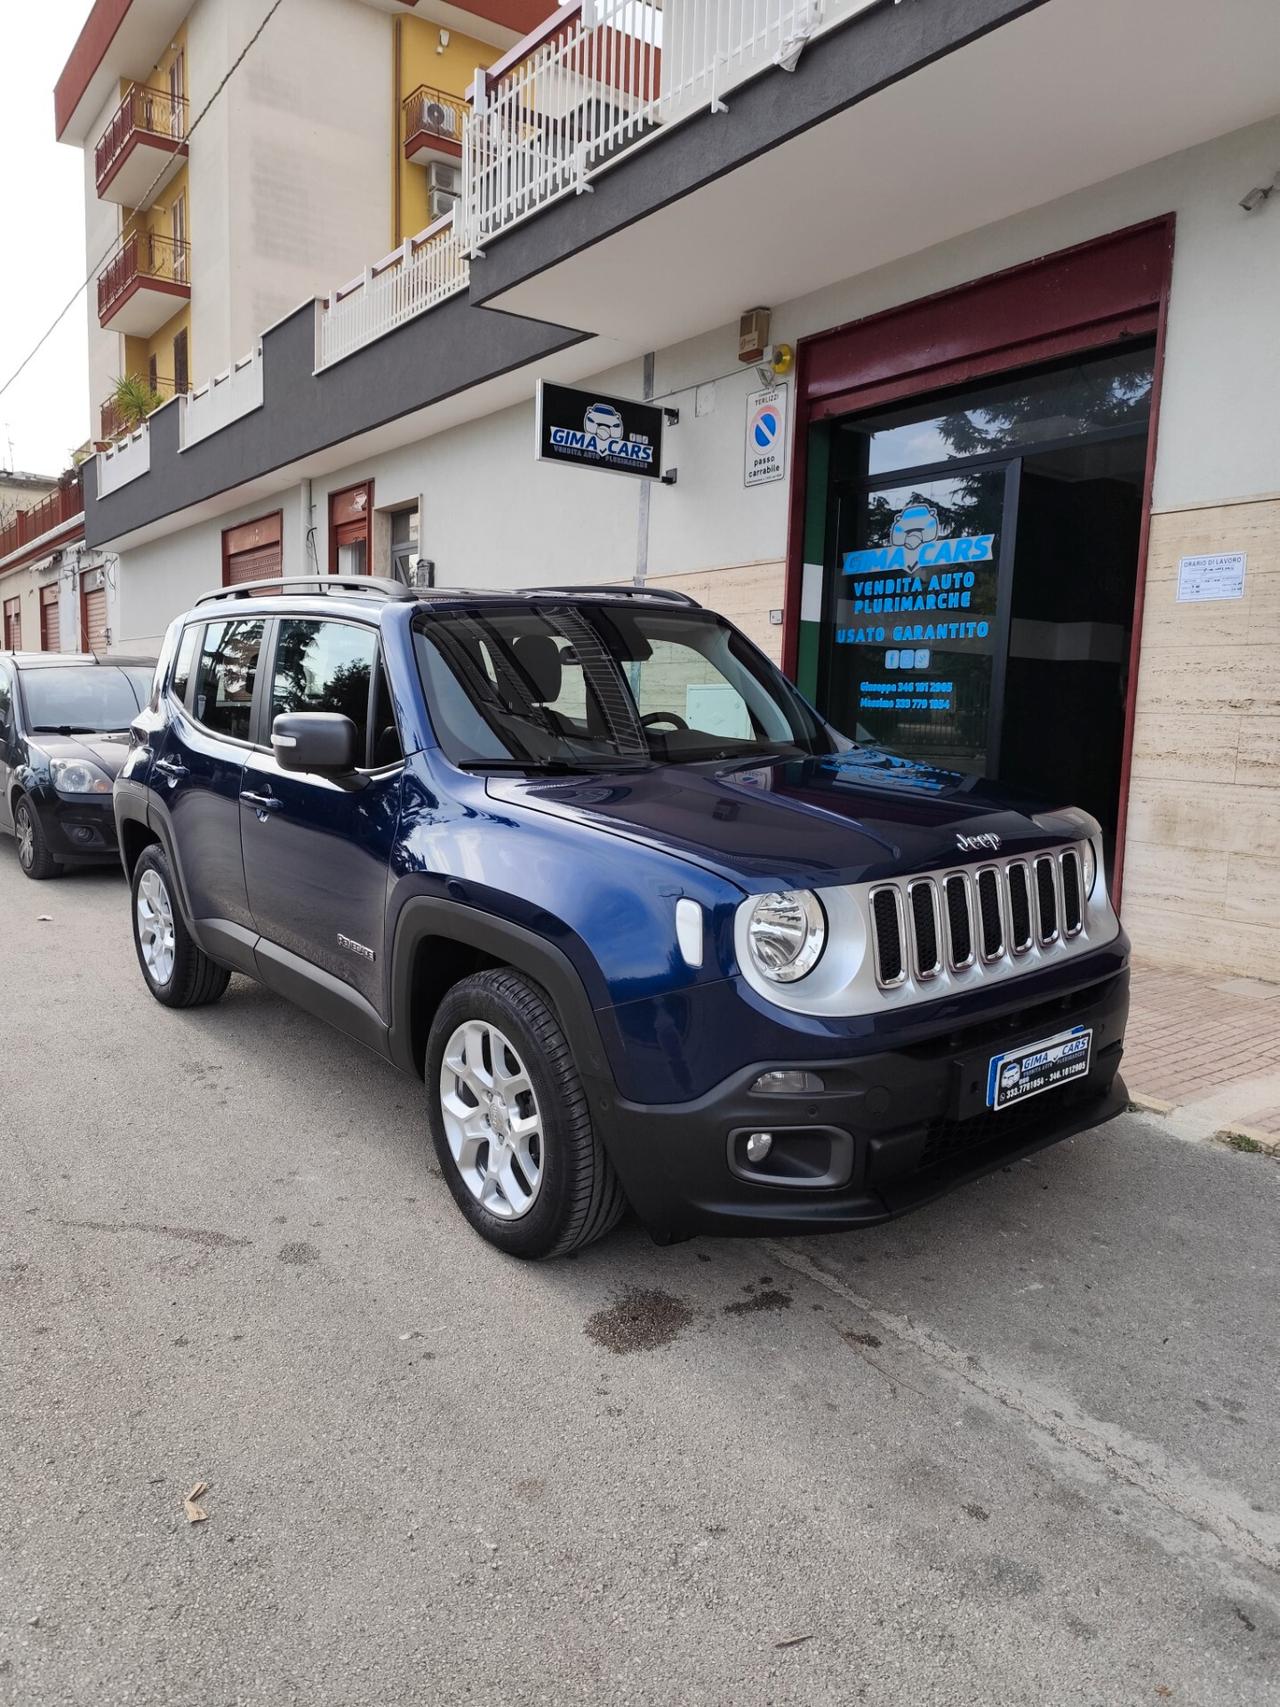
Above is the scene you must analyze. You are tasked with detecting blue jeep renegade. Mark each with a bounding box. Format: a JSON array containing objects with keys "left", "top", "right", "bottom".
[{"left": 114, "top": 576, "right": 1129, "bottom": 1258}]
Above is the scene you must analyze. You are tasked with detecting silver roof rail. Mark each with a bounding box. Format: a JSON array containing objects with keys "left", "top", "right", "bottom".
[
  {"left": 193, "top": 575, "right": 418, "bottom": 607},
  {"left": 519, "top": 583, "right": 700, "bottom": 607}
]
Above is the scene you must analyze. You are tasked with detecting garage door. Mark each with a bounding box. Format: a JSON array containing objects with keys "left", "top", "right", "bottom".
[
  {"left": 40, "top": 583, "right": 60, "bottom": 652},
  {"left": 82, "top": 586, "right": 107, "bottom": 654},
  {"left": 223, "top": 513, "right": 282, "bottom": 587}
]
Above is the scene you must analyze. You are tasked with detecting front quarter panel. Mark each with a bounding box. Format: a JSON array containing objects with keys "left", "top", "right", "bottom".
[{"left": 389, "top": 757, "right": 745, "bottom": 1008}]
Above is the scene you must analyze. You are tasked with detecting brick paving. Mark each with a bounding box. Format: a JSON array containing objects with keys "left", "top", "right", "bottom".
[{"left": 1124, "top": 961, "right": 1280, "bottom": 1143}]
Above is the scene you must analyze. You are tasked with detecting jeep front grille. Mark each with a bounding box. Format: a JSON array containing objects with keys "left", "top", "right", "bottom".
[{"left": 869, "top": 845, "right": 1091, "bottom": 993}]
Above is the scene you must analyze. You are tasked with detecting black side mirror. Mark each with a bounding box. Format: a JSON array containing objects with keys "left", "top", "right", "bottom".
[{"left": 272, "top": 712, "right": 359, "bottom": 774}]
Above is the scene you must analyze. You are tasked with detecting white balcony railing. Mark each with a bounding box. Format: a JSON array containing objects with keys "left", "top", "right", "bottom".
[
  {"left": 181, "top": 347, "right": 264, "bottom": 449},
  {"left": 464, "top": 0, "right": 877, "bottom": 250},
  {"left": 316, "top": 212, "right": 469, "bottom": 370}
]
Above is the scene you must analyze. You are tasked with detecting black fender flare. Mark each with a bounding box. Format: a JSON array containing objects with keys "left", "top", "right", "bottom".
[
  {"left": 114, "top": 784, "right": 200, "bottom": 935},
  {"left": 386, "top": 895, "right": 616, "bottom": 1093}
]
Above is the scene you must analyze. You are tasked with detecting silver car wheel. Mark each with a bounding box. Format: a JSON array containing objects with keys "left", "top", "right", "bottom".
[
  {"left": 136, "top": 867, "right": 177, "bottom": 987},
  {"left": 439, "top": 1020, "right": 544, "bottom": 1220},
  {"left": 15, "top": 805, "right": 35, "bottom": 871}
]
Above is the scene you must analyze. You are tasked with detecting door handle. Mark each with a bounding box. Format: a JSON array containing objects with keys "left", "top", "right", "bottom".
[
  {"left": 240, "top": 790, "right": 282, "bottom": 815},
  {"left": 154, "top": 758, "right": 188, "bottom": 779}
]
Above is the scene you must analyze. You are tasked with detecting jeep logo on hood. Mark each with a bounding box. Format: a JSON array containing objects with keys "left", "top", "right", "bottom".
[{"left": 956, "top": 832, "right": 1002, "bottom": 854}]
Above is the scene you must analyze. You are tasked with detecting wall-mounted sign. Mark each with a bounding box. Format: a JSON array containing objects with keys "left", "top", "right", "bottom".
[
  {"left": 1176, "top": 552, "right": 1246, "bottom": 602},
  {"left": 745, "top": 383, "right": 787, "bottom": 487},
  {"left": 536, "top": 381, "right": 665, "bottom": 481}
]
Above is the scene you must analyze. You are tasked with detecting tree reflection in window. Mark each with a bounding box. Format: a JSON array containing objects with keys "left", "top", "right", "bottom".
[{"left": 271, "top": 620, "right": 375, "bottom": 758}]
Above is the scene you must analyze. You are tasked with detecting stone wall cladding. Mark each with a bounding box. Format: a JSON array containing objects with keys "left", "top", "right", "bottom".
[{"left": 1124, "top": 494, "right": 1280, "bottom": 979}]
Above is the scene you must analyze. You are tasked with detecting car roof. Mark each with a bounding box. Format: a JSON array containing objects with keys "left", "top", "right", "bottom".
[
  {"left": 184, "top": 576, "right": 703, "bottom": 622},
  {"left": 2, "top": 651, "right": 155, "bottom": 670}
]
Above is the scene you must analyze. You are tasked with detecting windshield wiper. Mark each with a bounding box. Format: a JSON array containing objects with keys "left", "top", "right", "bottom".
[
  {"left": 31, "top": 724, "right": 103, "bottom": 736},
  {"left": 457, "top": 757, "right": 651, "bottom": 775}
]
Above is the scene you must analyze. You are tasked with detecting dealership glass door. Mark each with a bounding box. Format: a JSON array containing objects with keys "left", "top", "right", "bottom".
[
  {"left": 817, "top": 342, "right": 1155, "bottom": 851},
  {"left": 825, "top": 462, "right": 1018, "bottom": 776}
]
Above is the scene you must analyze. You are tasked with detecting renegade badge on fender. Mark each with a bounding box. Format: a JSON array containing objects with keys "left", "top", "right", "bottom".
[{"left": 114, "top": 577, "right": 1129, "bottom": 1258}]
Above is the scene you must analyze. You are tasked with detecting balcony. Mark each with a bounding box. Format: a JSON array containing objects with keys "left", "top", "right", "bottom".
[
  {"left": 99, "top": 374, "right": 180, "bottom": 443},
  {"left": 464, "top": 0, "right": 878, "bottom": 249},
  {"left": 97, "top": 231, "right": 191, "bottom": 336},
  {"left": 94, "top": 83, "right": 188, "bottom": 206},
  {"left": 316, "top": 212, "right": 468, "bottom": 369},
  {"left": 402, "top": 84, "right": 467, "bottom": 168},
  {"left": 0, "top": 474, "right": 83, "bottom": 563}
]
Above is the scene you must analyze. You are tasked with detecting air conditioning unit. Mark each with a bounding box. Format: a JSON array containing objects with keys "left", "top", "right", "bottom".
[
  {"left": 427, "top": 161, "right": 461, "bottom": 196},
  {"left": 428, "top": 186, "right": 458, "bottom": 222},
  {"left": 421, "top": 99, "right": 457, "bottom": 138}
]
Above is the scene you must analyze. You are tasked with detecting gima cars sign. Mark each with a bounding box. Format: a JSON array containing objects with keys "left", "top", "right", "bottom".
[{"left": 536, "top": 382, "right": 666, "bottom": 481}]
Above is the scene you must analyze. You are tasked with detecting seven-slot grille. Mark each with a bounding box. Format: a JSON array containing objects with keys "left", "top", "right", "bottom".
[{"left": 869, "top": 845, "right": 1088, "bottom": 992}]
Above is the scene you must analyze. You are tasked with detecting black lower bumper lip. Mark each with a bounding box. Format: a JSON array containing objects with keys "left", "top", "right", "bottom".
[
  {"left": 39, "top": 795, "right": 120, "bottom": 862},
  {"left": 599, "top": 968, "right": 1130, "bottom": 1242}
]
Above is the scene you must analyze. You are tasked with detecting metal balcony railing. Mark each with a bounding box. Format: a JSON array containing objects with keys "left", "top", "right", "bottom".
[
  {"left": 463, "top": 0, "right": 878, "bottom": 248},
  {"left": 99, "top": 375, "right": 180, "bottom": 443},
  {"left": 94, "top": 82, "right": 188, "bottom": 193},
  {"left": 402, "top": 84, "right": 468, "bottom": 154},
  {"left": 0, "top": 474, "right": 84, "bottom": 562},
  {"left": 97, "top": 231, "right": 191, "bottom": 324},
  {"left": 316, "top": 212, "right": 469, "bottom": 369}
]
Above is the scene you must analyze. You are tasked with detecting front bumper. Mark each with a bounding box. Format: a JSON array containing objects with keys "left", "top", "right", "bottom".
[
  {"left": 599, "top": 966, "right": 1129, "bottom": 1241},
  {"left": 35, "top": 792, "right": 120, "bottom": 863}
]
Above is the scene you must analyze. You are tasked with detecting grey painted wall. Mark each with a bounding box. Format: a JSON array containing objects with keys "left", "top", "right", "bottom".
[{"left": 85, "top": 296, "right": 587, "bottom": 546}]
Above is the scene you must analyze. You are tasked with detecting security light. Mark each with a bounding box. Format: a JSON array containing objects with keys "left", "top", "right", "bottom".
[{"left": 1239, "top": 175, "right": 1276, "bottom": 212}]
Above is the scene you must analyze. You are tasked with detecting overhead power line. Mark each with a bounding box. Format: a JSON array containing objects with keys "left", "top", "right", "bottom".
[{"left": 0, "top": 0, "right": 288, "bottom": 405}]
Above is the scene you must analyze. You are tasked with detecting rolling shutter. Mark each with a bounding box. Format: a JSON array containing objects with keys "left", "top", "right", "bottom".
[
  {"left": 83, "top": 586, "right": 108, "bottom": 654},
  {"left": 222, "top": 513, "right": 283, "bottom": 587}
]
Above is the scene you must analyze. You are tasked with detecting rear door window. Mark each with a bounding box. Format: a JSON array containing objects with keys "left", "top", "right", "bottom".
[{"left": 192, "top": 619, "right": 265, "bottom": 742}]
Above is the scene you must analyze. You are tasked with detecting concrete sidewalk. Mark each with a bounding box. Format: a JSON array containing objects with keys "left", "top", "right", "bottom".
[{"left": 1124, "top": 960, "right": 1280, "bottom": 1148}]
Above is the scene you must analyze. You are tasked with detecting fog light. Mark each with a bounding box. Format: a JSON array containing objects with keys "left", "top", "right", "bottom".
[
  {"left": 751, "top": 1069, "right": 825, "bottom": 1096},
  {"left": 745, "top": 1132, "right": 774, "bottom": 1164}
]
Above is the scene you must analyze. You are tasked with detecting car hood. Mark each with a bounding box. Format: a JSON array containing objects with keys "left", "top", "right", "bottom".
[
  {"left": 487, "top": 749, "right": 1084, "bottom": 893},
  {"left": 30, "top": 730, "right": 132, "bottom": 779}
]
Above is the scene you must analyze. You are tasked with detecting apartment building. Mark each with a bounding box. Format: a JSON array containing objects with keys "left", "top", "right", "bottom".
[
  {"left": 66, "top": 0, "right": 1280, "bottom": 981},
  {"left": 0, "top": 472, "right": 88, "bottom": 652},
  {"left": 55, "top": 0, "right": 551, "bottom": 448}
]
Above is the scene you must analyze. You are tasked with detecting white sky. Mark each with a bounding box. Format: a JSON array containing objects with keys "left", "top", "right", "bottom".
[{"left": 0, "top": 2, "right": 93, "bottom": 479}]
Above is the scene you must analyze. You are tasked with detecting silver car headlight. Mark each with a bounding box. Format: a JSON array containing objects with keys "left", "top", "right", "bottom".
[
  {"left": 50, "top": 758, "right": 113, "bottom": 796},
  {"left": 1080, "top": 838, "right": 1098, "bottom": 899},
  {"left": 745, "top": 890, "right": 827, "bottom": 983}
]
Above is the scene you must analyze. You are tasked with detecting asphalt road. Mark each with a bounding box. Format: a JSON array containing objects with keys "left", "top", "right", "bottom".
[{"left": 2, "top": 851, "right": 1278, "bottom": 1707}]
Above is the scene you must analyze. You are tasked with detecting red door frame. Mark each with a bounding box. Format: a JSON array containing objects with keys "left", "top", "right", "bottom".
[{"left": 781, "top": 216, "right": 1176, "bottom": 907}]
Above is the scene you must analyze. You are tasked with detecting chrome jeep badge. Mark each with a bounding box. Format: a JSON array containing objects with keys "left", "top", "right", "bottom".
[{"left": 956, "top": 832, "right": 1002, "bottom": 854}]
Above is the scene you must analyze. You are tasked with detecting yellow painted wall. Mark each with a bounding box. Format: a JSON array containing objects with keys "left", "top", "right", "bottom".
[
  {"left": 119, "top": 157, "right": 191, "bottom": 391},
  {"left": 118, "top": 26, "right": 191, "bottom": 393},
  {"left": 394, "top": 17, "right": 498, "bottom": 244}
]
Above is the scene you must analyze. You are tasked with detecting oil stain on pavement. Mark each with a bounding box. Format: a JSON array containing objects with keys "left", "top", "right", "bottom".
[{"left": 584, "top": 1286, "right": 694, "bottom": 1353}]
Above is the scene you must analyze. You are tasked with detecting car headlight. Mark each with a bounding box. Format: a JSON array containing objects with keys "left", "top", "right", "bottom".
[
  {"left": 50, "top": 758, "right": 113, "bottom": 796},
  {"left": 1080, "top": 838, "right": 1098, "bottom": 899},
  {"left": 745, "top": 890, "right": 826, "bottom": 983}
]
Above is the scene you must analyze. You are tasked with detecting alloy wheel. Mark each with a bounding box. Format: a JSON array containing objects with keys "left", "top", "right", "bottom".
[
  {"left": 15, "top": 806, "right": 34, "bottom": 872},
  {"left": 439, "top": 1020, "right": 545, "bottom": 1219},
  {"left": 136, "top": 867, "right": 177, "bottom": 986}
]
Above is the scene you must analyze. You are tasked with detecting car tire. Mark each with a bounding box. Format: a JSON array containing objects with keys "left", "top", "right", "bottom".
[
  {"left": 425, "top": 968, "right": 627, "bottom": 1259},
  {"left": 14, "top": 794, "right": 62, "bottom": 881},
  {"left": 130, "top": 845, "right": 231, "bottom": 1009}
]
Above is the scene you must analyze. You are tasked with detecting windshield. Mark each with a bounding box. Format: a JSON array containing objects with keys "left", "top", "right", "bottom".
[
  {"left": 22, "top": 666, "right": 148, "bottom": 733},
  {"left": 414, "top": 603, "right": 835, "bottom": 769}
]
